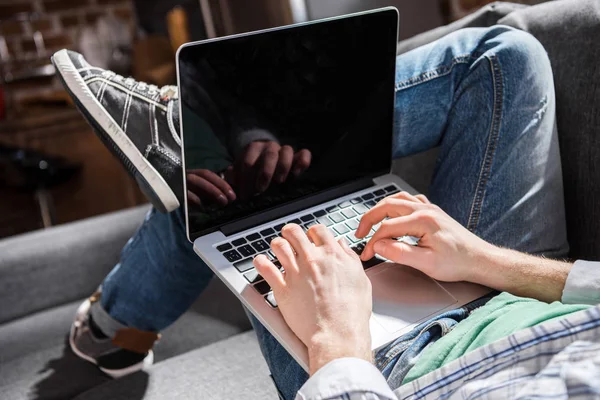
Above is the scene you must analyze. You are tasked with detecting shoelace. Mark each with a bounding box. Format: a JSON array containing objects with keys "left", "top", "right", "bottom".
[{"left": 101, "top": 70, "right": 178, "bottom": 100}]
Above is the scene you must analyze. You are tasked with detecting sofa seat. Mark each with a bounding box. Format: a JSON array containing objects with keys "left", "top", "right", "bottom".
[
  {"left": 0, "top": 274, "right": 252, "bottom": 400},
  {"left": 73, "top": 331, "right": 277, "bottom": 400}
]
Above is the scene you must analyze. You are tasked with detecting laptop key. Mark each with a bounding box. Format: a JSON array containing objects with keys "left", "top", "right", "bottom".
[
  {"left": 265, "top": 235, "right": 277, "bottom": 244},
  {"left": 265, "top": 292, "right": 278, "bottom": 308},
  {"left": 341, "top": 208, "right": 357, "bottom": 219},
  {"left": 260, "top": 228, "right": 275, "bottom": 236},
  {"left": 223, "top": 249, "right": 242, "bottom": 263},
  {"left": 246, "top": 233, "right": 261, "bottom": 242},
  {"left": 317, "top": 216, "right": 333, "bottom": 227},
  {"left": 274, "top": 223, "right": 285, "bottom": 232},
  {"left": 244, "top": 269, "right": 263, "bottom": 284},
  {"left": 384, "top": 185, "right": 397, "bottom": 193},
  {"left": 232, "top": 238, "right": 247, "bottom": 246},
  {"left": 254, "top": 280, "right": 271, "bottom": 295},
  {"left": 329, "top": 212, "right": 344, "bottom": 223},
  {"left": 374, "top": 189, "right": 386, "bottom": 196},
  {"left": 305, "top": 221, "right": 318, "bottom": 229},
  {"left": 287, "top": 218, "right": 301, "bottom": 225},
  {"left": 238, "top": 244, "right": 256, "bottom": 257},
  {"left": 234, "top": 258, "right": 255, "bottom": 272},
  {"left": 300, "top": 214, "right": 314, "bottom": 222},
  {"left": 338, "top": 201, "right": 352, "bottom": 209},
  {"left": 346, "top": 232, "right": 361, "bottom": 243},
  {"left": 353, "top": 204, "right": 368, "bottom": 214},
  {"left": 346, "top": 218, "right": 360, "bottom": 230},
  {"left": 252, "top": 239, "right": 270, "bottom": 252},
  {"left": 350, "top": 197, "right": 362, "bottom": 204},
  {"left": 334, "top": 223, "right": 350, "bottom": 235},
  {"left": 313, "top": 210, "right": 326, "bottom": 218},
  {"left": 216, "top": 243, "right": 232, "bottom": 252},
  {"left": 361, "top": 193, "right": 374, "bottom": 200},
  {"left": 365, "top": 200, "right": 377, "bottom": 208},
  {"left": 351, "top": 242, "right": 366, "bottom": 256},
  {"left": 326, "top": 205, "right": 339, "bottom": 213}
]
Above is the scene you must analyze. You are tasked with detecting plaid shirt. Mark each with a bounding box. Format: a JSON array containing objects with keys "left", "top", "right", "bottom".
[{"left": 297, "top": 261, "right": 600, "bottom": 400}]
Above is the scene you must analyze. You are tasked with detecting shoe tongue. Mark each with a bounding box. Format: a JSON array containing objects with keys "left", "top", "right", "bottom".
[{"left": 160, "top": 85, "right": 178, "bottom": 100}]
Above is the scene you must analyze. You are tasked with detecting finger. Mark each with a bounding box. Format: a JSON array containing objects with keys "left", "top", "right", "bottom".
[
  {"left": 337, "top": 236, "right": 359, "bottom": 259},
  {"left": 236, "top": 142, "right": 264, "bottom": 199},
  {"left": 254, "top": 254, "right": 286, "bottom": 292},
  {"left": 195, "top": 169, "right": 236, "bottom": 202},
  {"left": 281, "top": 224, "right": 314, "bottom": 260},
  {"left": 415, "top": 194, "right": 431, "bottom": 204},
  {"left": 389, "top": 191, "right": 423, "bottom": 204},
  {"left": 307, "top": 224, "right": 337, "bottom": 247},
  {"left": 356, "top": 199, "right": 422, "bottom": 238},
  {"left": 256, "top": 142, "right": 280, "bottom": 193},
  {"left": 187, "top": 189, "right": 203, "bottom": 208},
  {"left": 291, "top": 149, "right": 312, "bottom": 177},
  {"left": 274, "top": 145, "right": 294, "bottom": 183},
  {"left": 372, "top": 239, "right": 430, "bottom": 269},
  {"left": 361, "top": 214, "right": 429, "bottom": 260},
  {"left": 186, "top": 173, "right": 228, "bottom": 206},
  {"left": 271, "top": 237, "right": 299, "bottom": 274}
]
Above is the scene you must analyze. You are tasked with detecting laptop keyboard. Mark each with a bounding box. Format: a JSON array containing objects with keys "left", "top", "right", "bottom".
[{"left": 216, "top": 184, "right": 400, "bottom": 308}]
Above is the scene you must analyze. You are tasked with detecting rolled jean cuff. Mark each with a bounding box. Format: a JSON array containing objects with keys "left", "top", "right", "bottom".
[{"left": 90, "top": 299, "right": 129, "bottom": 338}]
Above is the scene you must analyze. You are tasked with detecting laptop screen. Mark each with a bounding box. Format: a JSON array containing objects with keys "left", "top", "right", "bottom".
[{"left": 179, "top": 9, "right": 398, "bottom": 240}]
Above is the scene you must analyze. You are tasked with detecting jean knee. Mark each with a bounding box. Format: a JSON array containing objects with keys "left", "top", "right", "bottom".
[{"left": 488, "top": 26, "right": 554, "bottom": 97}]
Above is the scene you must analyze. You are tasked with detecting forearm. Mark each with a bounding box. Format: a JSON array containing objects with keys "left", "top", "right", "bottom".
[{"left": 469, "top": 245, "right": 572, "bottom": 303}]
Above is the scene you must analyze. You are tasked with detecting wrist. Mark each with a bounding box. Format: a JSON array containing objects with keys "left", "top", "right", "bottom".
[
  {"left": 307, "top": 330, "right": 372, "bottom": 376},
  {"left": 470, "top": 245, "right": 572, "bottom": 302}
]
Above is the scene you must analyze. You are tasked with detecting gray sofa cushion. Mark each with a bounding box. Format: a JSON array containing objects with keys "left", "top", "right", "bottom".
[
  {"left": 395, "top": 0, "right": 600, "bottom": 261},
  {"left": 0, "top": 279, "right": 251, "bottom": 400},
  {"left": 0, "top": 205, "right": 150, "bottom": 324},
  {"left": 74, "top": 331, "right": 276, "bottom": 400}
]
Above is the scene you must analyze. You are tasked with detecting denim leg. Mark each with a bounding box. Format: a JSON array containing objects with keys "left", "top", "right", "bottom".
[
  {"left": 98, "top": 208, "right": 214, "bottom": 332},
  {"left": 255, "top": 26, "right": 568, "bottom": 397},
  {"left": 392, "top": 26, "right": 567, "bottom": 256}
]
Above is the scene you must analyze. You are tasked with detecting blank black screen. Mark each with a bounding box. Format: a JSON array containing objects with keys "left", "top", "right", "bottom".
[{"left": 179, "top": 9, "right": 398, "bottom": 240}]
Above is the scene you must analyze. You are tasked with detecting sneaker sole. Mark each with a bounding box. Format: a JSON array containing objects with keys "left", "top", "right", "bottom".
[
  {"left": 69, "top": 299, "right": 154, "bottom": 379},
  {"left": 51, "top": 49, "right": 180, "bottom": 213}
]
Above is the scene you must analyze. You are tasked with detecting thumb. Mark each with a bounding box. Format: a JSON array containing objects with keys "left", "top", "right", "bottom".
[{"left": 373, "top": 239, "right": 428, "bottom": 268}]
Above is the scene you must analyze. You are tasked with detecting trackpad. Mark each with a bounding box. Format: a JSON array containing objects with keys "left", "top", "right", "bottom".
[{"left": 367, "top": 263, "right": 458, "bottom": 334}]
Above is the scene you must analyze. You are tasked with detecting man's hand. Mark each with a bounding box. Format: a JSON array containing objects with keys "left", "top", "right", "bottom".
[
  {"left": 235, "top": 141, "right": 311, "bottom": 199},
  {"left": 253, "top": 224, "right": 372, "bottom": 375},
  {"left": 356, "top": 191, "right": 493, "bottom": 283},
  {"left": 357, "top": 192, "right": 572, "bottom": 302},
  {"left": 186, "top": 169, "right": 237, "bottom": 208}
]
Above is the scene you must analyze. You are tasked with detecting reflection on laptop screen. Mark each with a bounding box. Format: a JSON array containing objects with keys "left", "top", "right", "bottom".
[{"left": 179, "top": 9, "right": 398, "bottom": 240}]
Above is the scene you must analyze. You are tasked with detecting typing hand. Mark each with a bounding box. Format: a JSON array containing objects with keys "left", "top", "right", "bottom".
[
  {"left": 234, "top": 141, "right": 311, "bottom": 199},
  {"left": 356, "top": 192, "right": 494, "bottom": 283},
  {"left": 253, "top": 224, "right": 372, "bottom": 375}
]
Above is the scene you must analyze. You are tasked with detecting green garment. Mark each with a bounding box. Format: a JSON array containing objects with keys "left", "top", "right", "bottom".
[{"left": 403, "top": 292, "right": 591, "bottom": 384}]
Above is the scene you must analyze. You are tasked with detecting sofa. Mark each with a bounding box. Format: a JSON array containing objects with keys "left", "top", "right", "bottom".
[{"left": 1, "top": 1, "right": 598, "bottom": 399}]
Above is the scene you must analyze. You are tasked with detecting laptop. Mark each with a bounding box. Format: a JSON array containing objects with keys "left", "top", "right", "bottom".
[{"left": 176, "top": 7, "right": 490, "bottom": 371}]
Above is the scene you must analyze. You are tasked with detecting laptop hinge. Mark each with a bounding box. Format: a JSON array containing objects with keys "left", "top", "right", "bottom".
[{"left": 221, "top": 177, "right": 375, "bottom": 237}]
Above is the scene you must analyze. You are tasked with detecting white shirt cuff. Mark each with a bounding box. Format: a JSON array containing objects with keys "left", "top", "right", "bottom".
[
  {"left": 296, "top": 358, "right": 397, "bottom": 400},
  {"left": 562, "top": 260, "right": 600, "bottom": 305}
]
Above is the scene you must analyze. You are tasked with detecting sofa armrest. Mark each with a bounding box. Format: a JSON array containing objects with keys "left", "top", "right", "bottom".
[{"left": 0, "top": 205, "right": 150, "bottom": 324}]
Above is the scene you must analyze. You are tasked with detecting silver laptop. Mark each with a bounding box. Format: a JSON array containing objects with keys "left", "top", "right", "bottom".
[{"left": 176, "top": 8, "right": 490, "bottom": 371}]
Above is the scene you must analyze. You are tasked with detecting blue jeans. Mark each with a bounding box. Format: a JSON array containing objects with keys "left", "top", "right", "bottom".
[{"left": 95, "top": 26, "right": 567, "bottom": 399}]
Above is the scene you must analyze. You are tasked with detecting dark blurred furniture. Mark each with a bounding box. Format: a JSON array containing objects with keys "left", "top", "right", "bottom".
[
  {"left": 0, "top": 1, "right": 598, "bottom": 399},
  {"left": 0, "top": 108, "right": 148, "bottom": 239}
]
